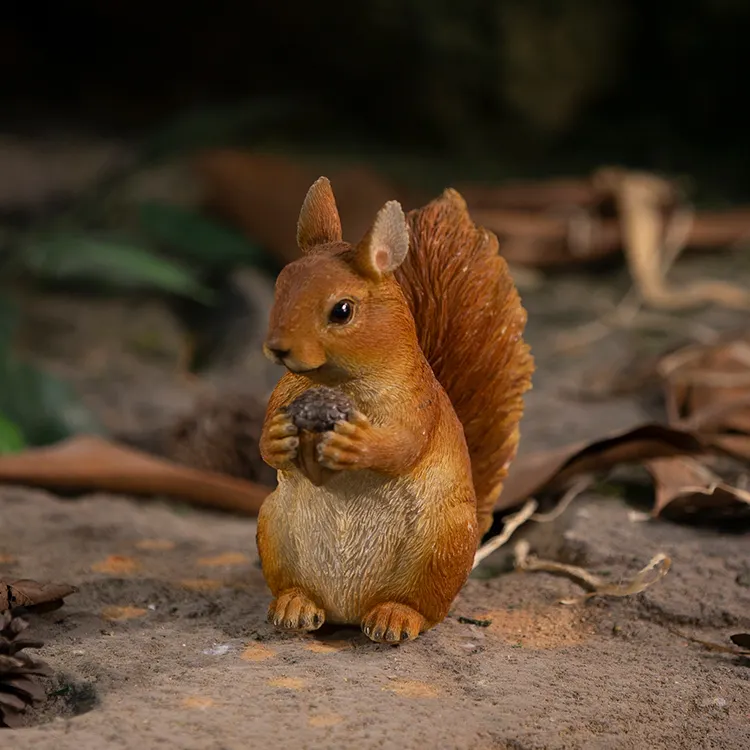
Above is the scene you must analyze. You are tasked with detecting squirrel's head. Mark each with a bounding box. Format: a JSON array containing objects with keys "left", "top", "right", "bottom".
[{"left": 263, "top": 176, "right": 415, "bottom": 381}]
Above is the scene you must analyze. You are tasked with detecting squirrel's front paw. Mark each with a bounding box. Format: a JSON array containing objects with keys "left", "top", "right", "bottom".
[
  {"left": 261, "top": 411, "right": 299, "bottom": 470},
  {"left": 317, "top": 411, "right": 373, "bottom": 471}
]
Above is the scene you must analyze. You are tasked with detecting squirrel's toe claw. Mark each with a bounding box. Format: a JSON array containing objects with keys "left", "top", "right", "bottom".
[
  {"left": 317, "top": 433, "right": 365, "bottom": 470},
  {"left": 265, "top": 437, "right": 299, "bottom": 469},
  {"left": 361, "top": 602, "right": 426, "bottom": 644},
  {"left": 268, "top": 590, "right": 325, "bottom": 632}
]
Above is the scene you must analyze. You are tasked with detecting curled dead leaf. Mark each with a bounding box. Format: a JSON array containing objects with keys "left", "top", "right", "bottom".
[
  {"left": 499, "top": 423, "right": 705, "bottom": 512},
  {"left": 645, "top": 457, "right": 750, "bottom": 522},
  {"left": 595, "top": 168, "right": 750, "bottom": 311},
  {"left": 657, "top": 336, "right": 750, "bottom": 463},
  {"left": 514, "top": 540, "right": 671, "bottom": 605},
  {"left": 0, "top": 579, "right": 77, "bottom": 612}
]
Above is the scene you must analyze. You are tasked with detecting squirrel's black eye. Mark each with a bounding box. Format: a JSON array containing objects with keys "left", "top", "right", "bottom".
[{"left": 329, "top": 299, "right": 354, "bottom": 324}]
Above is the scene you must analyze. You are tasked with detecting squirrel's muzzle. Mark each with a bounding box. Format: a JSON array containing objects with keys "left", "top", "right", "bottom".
[{"left": 264, "top": 342, "right": 291, "bottom": 364}]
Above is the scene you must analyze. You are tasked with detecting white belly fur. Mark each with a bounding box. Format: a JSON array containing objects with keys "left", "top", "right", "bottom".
[{"left": 261, "top": 469, "right": 438, "bottom": 624}]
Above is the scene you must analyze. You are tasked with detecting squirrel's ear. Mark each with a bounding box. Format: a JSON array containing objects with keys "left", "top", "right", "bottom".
[
  {"left": 297, "top": 176, "right": 343, "bottom": 253},
  {"left": 354, "top": 200, "right": 409, "bottom": 278}
]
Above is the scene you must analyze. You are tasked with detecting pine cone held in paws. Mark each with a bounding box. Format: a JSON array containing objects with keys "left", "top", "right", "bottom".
[
  {"left": 285, "top": 386, "right": 354, "bottom": 433},
  {"left": 285, "top": 387, "right": 355, "bottom": 486},
  {"left": 0, "top": 610, "right": 51, "bottom": 728}
]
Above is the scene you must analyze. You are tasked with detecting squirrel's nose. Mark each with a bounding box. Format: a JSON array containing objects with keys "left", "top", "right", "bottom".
[
  {"left": 265, "top": 343, "right": 291, "bottom": 362},
  {"left": 269, "top": 346, "right": 290, "bottom": 359}
]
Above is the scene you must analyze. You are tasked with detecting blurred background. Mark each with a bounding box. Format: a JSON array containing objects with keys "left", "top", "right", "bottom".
[{"left": 1, "top": 0, "right": 750, "bottom": 460}]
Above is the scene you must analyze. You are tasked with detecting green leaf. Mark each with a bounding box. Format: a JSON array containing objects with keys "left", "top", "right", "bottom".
[
  {"left": 0, "top": 413, "right": 25, "bottom": 453},
  {"left": 0, "top": 353, "right": 101, "bottom": 447},
  {"left": 138, "top": 202, "right": 268, "bottom": 271},
  {"left": 20, "top": 234, "right": 211, "bottom": 302}
]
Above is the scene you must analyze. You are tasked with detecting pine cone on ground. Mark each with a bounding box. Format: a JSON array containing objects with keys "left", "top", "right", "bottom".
[{"left": 0, "top": 610, "right": 51, "bottom": 728}]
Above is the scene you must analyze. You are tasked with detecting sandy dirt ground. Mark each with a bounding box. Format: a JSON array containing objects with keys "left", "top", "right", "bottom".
[{"left": 2, "top": 254, "right": 750, "bottom": 750}]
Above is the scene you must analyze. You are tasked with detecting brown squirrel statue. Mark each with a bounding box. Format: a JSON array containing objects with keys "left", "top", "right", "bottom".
[{"left": 257, "top": 177, "right": 533, "bottom": 643}]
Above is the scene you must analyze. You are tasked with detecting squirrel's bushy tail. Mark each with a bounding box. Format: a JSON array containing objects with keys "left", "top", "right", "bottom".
[{"left": 394, "top": 189, "right": 533, "bottom": 537}]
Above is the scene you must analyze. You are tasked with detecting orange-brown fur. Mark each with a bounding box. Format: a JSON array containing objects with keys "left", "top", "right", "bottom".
[
  {"left": 395, "top": 190, "right": 534, "bottom": 536},
  {"left": 257, "top": 178, "right": 532, "bottom": 643}
]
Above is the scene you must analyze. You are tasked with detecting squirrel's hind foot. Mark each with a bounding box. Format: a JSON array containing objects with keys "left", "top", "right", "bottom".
[
  {"left": 361, "top": 602, "right": 426, "bottom": 644},
  {"left": 268, "top": 589, "right": 325, "bottom": 632}
]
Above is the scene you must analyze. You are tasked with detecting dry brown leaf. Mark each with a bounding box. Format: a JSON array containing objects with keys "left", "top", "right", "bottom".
[
  {"left": 657, "top": 338, "right": 750, "bottom": 459},
  {"left": 499, "top": 423, "right": 705, "bottom": 512},
  {"left": 0, "top": 579, "right": 77, "bottom": 611},
  {"left": 704, "top": 434, "right": 750, "bottom": 462},
  {"left": 645, "top": 456, "right": 750, "bottom": 521},
  {"left": 0, "top": 435, "right": 269, "bottom": 516},
  {"left": 194, "top": 155, "right": 750, "bottom": 271},
  {"left": 456, "top": 178, "right": 601, "bottom": 211},
  {"left": 562, "top": 553, "right": 671, "bottom": 605},
  {"left": 193, "top": 151, "right": 416, "bottom": 265},
  {"left": 595, "top": 168, "right": 750, "bottom": 311},
  {"left": 514, "top": 540, "right": 671, "bottom": 605}
]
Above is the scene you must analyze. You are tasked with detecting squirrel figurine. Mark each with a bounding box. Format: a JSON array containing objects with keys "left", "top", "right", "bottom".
[{"left": 257, "top": 177, "right": 533, "bottom": 643}]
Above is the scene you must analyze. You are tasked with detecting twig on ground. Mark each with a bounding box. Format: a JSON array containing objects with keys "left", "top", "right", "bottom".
[
  {"left": 514, "top": 540, "right": 671, "bottom": 605},
  {"left": 667, "top": 627, "right": 750, "bottom": 656},
  {"left": 530, "top": 476, "right": 593, "bottom": 523},
  {"left": 473, "top": 499, "right": 538, "bottom": 569}
]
